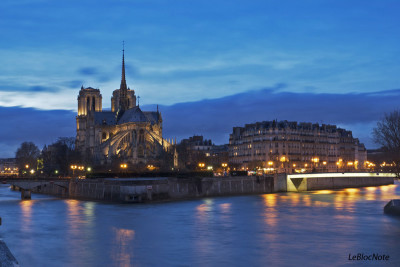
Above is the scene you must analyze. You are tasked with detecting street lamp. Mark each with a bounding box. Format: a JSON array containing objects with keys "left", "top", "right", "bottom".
[
  {"left": 70, "top": 165, "right": 77, "bottom": 177},
  {"left": 120, "top": 163, "right": 128, "bottom": 169}
]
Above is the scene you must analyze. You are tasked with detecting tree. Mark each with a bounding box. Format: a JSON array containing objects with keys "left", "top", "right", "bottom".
[
  {"left": 15, "top": 141, "right": 40, "bottom": 174},
  {"left": 373, "top": 110, "right": 400, "bottom": 176},
  {"left": 42, "top": 137, "right": 82, "bottom": 177}
]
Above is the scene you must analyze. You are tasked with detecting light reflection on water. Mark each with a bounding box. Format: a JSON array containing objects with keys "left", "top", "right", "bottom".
[{"left": 0, "top": 182, "right": 400, "bottom": 266}]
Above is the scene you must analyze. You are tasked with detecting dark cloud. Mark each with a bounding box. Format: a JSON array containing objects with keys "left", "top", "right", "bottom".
[
  {"left": 77, "top": 66, "right": 114, "bottom": 83},
  {"left": 145, "top": 86, "right": 400, "bottom": 148},
  {"left": 0, "top": 107, "right": 75, "bottom": 158},
  {"left": 0, "top": 85, "right": 60, "bottom": 92},
  {"left": 125, "top": 63, "right": 141, "bottom": 78},
  {"left": 78, "top": 67, "right": 98, "bottom": 76},
  {"left": 1, "top": 87, "right": 397, "bottom": 157},
  {"left": 65, "top": 80, "right": 84, "bottom": 89},
  {"left": 28, "top": 85, "right": 57, "bottom": 92}
]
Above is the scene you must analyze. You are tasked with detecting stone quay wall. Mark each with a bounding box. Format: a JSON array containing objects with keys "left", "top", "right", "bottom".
[
  {"left": 32, "top": 176, "right": 274, "bottom": 202},
  {"left": 29, "top": 173, "right": 395, "bottom": 202}
]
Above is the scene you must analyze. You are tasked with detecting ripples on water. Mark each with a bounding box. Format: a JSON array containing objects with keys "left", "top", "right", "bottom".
[{"left": 0, "top": 182, "right": 399, "bottom": 266}]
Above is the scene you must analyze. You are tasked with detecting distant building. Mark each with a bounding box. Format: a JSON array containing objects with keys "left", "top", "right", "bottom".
[
  {"left": 76, "top": 49, "right": 173, "bottom": 166},
  {"left": 178, "top": 136, "right": 228, "bottom": 170},
  {"left": 0, "top": 158, "right": 18, "bottom": 176},
  {"left": 181, "top": 135, "right": 213, "bottom": 153},
  {"left": 229, "top": 120, "right": 367, "bottom": 173}
]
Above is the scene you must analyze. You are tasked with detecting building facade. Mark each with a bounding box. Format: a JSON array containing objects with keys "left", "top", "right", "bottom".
[
  {"left": 0, "top": 158, "right": 18, "bottom": 176},
  {"left": 178, "top": 135, "right": 228, "bottom": 170},
  {"left": 229, "top": 120, "right": 367, "bottom": 173},
  {"left": 76, "top": 50, "right": 173, "bottom": 165}
]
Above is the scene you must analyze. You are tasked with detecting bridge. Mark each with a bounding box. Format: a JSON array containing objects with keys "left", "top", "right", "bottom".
[
  {"left": 1, "top": 177, "right": 70, "bottom": 199},
  {"left": 285, "top": 172, "right": 396, "bottom": 192}
]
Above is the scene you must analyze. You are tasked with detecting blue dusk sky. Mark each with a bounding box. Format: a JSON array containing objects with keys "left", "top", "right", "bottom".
[{"left": 0, "top": 0, "right": 400, "bottom": 157}]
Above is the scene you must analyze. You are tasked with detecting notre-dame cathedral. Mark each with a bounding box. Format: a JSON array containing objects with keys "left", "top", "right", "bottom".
[{"left": 75, "top": 49, "right": 174, "bottom": 166}]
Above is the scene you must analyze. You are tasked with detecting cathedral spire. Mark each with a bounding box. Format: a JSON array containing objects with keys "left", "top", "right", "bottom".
[{"left": 119, "top": 41, "right": 129, "bottom": 112}]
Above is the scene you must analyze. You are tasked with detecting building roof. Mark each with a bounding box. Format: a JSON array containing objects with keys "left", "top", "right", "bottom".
[
  {"left": 118, "top": 106, "right": 149, "bottom": 124},
  {"left": 94, "top": 111, "right": 117, "bottom": 125},
  {"left": 94, "top": 107, "right": 160, "bottom": 126}
]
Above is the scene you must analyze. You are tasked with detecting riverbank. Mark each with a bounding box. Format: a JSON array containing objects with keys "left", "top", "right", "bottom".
[
  {"left": 0, "top": 240, "right": 18, "bottom": 267},
  {"left": 7, "top": 173, "right": 395, "bottom": 203}
]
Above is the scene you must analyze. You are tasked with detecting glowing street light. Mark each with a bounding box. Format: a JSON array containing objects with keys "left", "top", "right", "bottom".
[
  {"left": 311, "top": 157, "right": 319, "bottom": 163},
  {"left": 120, "top": 164, "right": 128, "bottom": 169},
  {"left": 70, "top": 165, "right": 77, "bottom": 177}
]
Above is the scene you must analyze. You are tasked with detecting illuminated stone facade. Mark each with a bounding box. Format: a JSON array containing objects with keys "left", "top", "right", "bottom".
[
  {"left": 76, "top": 50, "right": 172, "bottom": 165},
  {"left": 0, "top": 158, "right": 18, "bottom": 176},
  {"left": 229, "top": 121, "right": 367, "bottom": 173}
]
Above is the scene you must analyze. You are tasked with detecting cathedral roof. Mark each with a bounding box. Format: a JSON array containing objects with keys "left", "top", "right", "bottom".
[
  {"left": 143, "top": 111, "right": 161, "bottom": 124},
  {"left": 93, "top": 107, "right": 160, "bottom": 126},
  {"left": 117, "top": 106, "right": 148, "bottom": 124},
  {"left": 94, "top": 111, "right": 116, "bottom": 125}
]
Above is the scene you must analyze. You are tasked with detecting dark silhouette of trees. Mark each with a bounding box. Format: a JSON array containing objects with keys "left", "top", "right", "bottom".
[
  {"left": 373, "top": 110, "right": 400, "bottom": 176},
  {"left": 15, "top": 141, "right": 40, "bottom": 174},
  {"left": 42, "top": 137, "right": 81, "bottom": 177}
]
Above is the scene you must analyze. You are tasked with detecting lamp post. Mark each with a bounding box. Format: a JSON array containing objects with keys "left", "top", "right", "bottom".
[
  {"left": 311, "top": 157, "right": 319, "bottom": 172},
  {"left": 120, "top": 163, "right": 128, "bottom": 173},
  {"left": 221, "top": 163, "right": 228, "bottom": 176},
  {"left": 198, "top": 163, "right": 205, "bottom": 170},
  {"left": 70, "top": 165, "right": 77, "bottom": 178}
]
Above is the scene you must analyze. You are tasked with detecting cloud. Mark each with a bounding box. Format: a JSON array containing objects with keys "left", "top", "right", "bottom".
[
  {"left": 28, "top": 85, "right": 58, "bottom": 92},
  {"left": 65, "top": 80, "right": 84, "bottom": 89},
  {"left": 1, "top": 87, "right": 398, "bottom": 157},
  {"left": 147, "top": 87, "right": 400, "bottom": 148},
  {"left": 0, "top": 106, "right": 75, "bottom": 158},
  {"left": 78, "top": 67, "right": 98, "bottom": 76},
  {"left": 0, "top": 84, "right": 60, "bottom": 92}
]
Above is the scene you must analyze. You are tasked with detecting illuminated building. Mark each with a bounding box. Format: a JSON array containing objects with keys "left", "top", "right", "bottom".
[
  {"left": 0, "top": 158, "right": 18, "bottom": 176},
  {"left": 229, "top": 120, "right": 367, "bottom": 173},
  {"left": 75, "top": 49, "right": 174, "bottom": 165}
]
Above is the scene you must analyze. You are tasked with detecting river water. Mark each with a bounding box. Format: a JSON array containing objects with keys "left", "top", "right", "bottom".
[{"left": 1, "top": 181, "right": 399, "bottom": 267}]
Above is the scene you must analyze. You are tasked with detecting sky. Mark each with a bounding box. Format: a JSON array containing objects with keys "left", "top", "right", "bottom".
[{"left": 0, "top": 0, "right": 400, "bottom": 157}]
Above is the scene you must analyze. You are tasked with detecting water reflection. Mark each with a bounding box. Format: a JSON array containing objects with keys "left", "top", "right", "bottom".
[
  {"left": 20, "top": 200, "right": 33, "bottom": 232},
  {"left": 65, "top": 199, "right": 84, "bottom": 231},
  {"left": 196, "top": 198, "right": 214, "bottom": 224},
  {"left": 111, "top": 227, "right": 135, "bottom": 267},
  {"left": 312, "top": 190, "right": 333, "bottom": 194},
  {"left": 262, "top": 194, "right": 278, "bottom": 227}
]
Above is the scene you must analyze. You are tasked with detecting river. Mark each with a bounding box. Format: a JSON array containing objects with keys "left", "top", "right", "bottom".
[{"left": 1, "top": 181, "right": 399, "bottom": 266}]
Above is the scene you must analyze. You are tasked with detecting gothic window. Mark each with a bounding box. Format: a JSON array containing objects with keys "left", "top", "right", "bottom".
[
  {"left": 139, "top": 129, "right": 144, "bottom": 144},
  {"left": 92, "top": 96, "right": 96, "bottom": 111},
  {"left": 132, "top": 130, "right": 137, "bottom": 147},
  {"left": 87, "top": 96, "right": 90, "bottom": 112},
  {"left": 138, "top": 145, "right": 144, "bottom": 158},
  {"left": 102, "top": 132, "right": 107, "bottom": 140}
]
